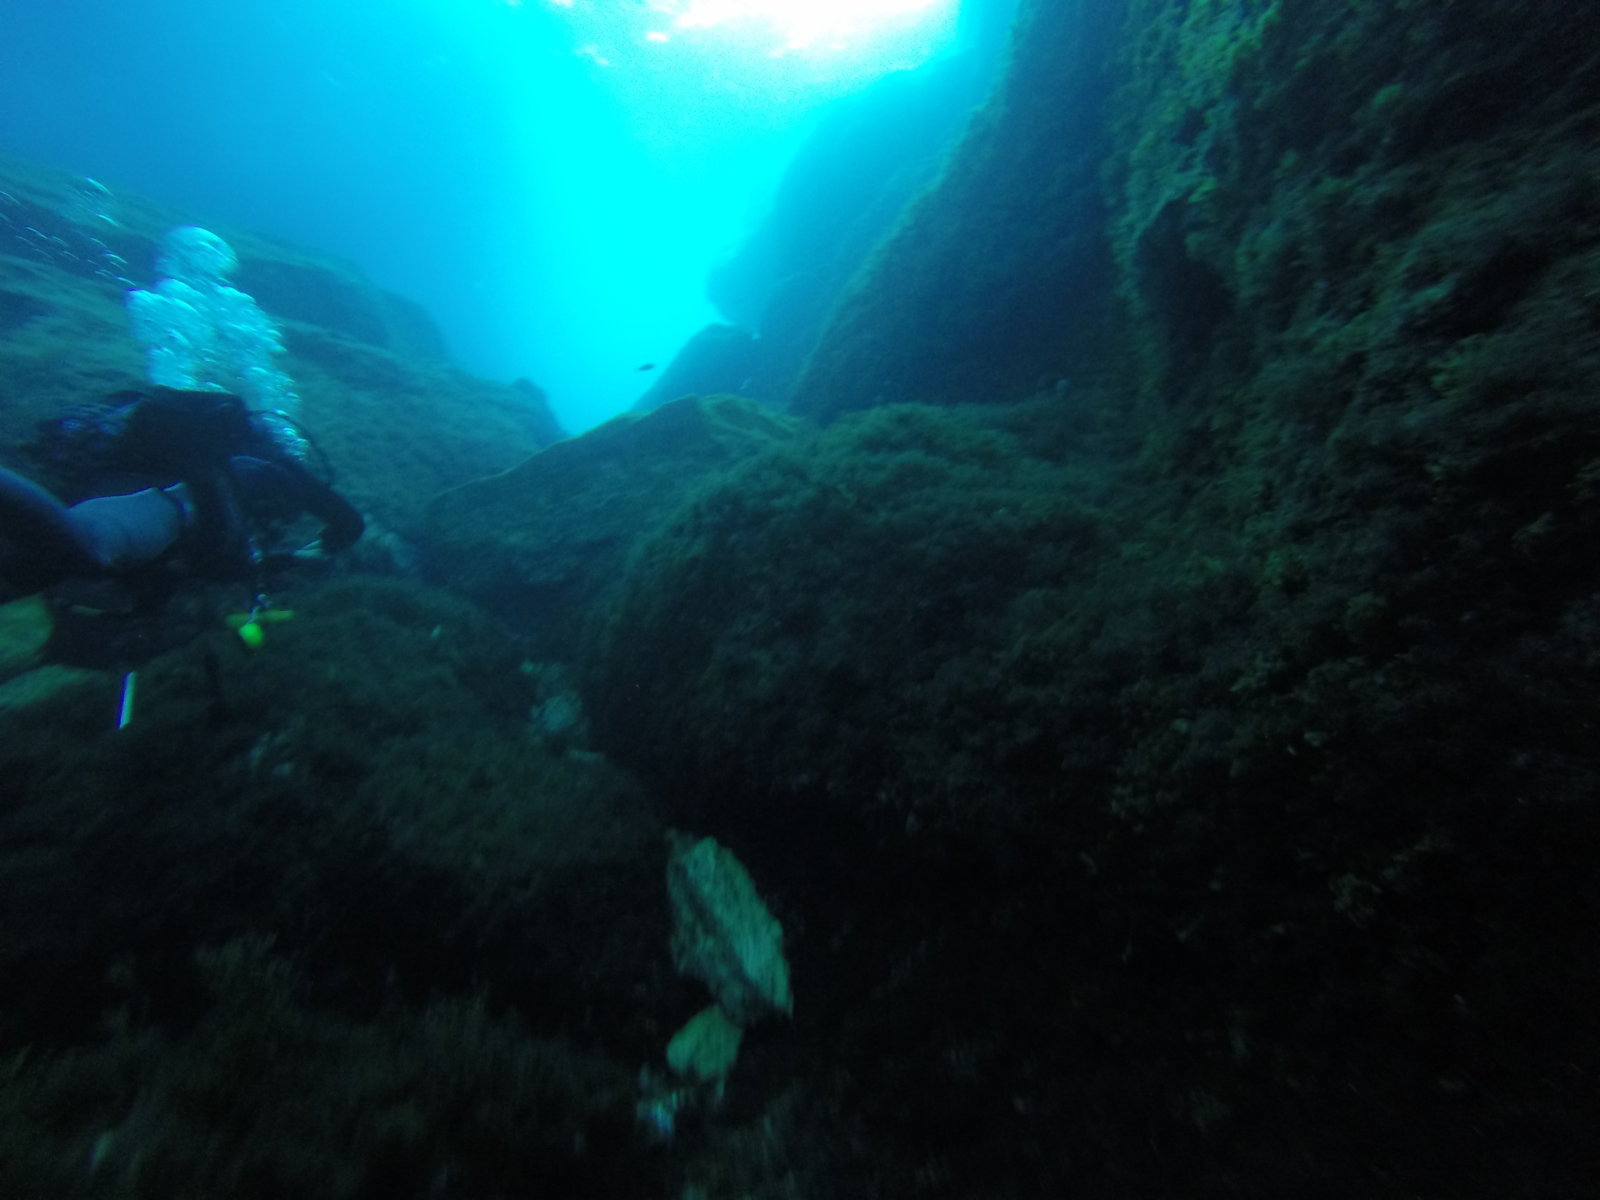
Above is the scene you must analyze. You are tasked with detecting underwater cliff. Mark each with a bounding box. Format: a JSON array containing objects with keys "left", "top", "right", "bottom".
[{"left": 1, "top": 0, "right": 1598, "bottom": 1196}]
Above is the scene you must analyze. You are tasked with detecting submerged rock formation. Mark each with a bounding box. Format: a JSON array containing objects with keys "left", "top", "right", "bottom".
[
  {"left": 789, "top": 0, "right": 1128, "bottom": 417},
  {"left": 630, "top": 323, "right": 758, "bottom": 414},
  {"left": 2, "top": 2, "right": 1599, "bottom": 1195},
  {"left": 579, "top": 0, "right": 1600, "bottom": 1192},
  {"left": 700, "top": 31, "right": 1012, "bottom": 405},
  {"left": 427, "top": 392, "right": 803, "bottom": 658}
]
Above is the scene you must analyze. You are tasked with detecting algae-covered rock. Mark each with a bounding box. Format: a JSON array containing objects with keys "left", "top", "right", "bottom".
[
  {"left": 0, "top": 662, "right": 100, "bottom": 711},
  {"left": 0, "top": 594, "right": 53, "bottom": 679},
  {"left": 666, "top": 1003, "right": 745, "bottom": 1083},
  {"left": 426, "top": 392, "right": 804, "bottom": 658},
  {"left": 630, "top": 324, "right": 758, "bottom": 413},
  {"left": 789, "top": 1, "right": 1126, "bottom": 418},
  {"left": 667, "top": 832, "right": 792, "bottom": 1025},
  {"left": 586, "top": 399, "right": 1111, "bottom": 844}
]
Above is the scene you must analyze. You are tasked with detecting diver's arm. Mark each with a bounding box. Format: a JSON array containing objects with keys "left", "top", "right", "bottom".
[
  {"left": 300, "top": 479, "right": 364, "bottom": 552},
  {"left": 261, "top": 455, "right": 364, "bottom": 553},
  {"left": 239, "top": 418, "right": 364, "bottom": 553}
]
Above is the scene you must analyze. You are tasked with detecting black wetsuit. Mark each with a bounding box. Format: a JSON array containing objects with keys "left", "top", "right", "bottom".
[{"left": 0, "top": 387, "right": 363, "bottom": 601}]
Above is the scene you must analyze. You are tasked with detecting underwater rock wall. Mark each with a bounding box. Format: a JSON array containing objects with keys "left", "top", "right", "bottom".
[
  {"left": 577, "top": 1, "right": 1600, "bottom": 1191},
  {"left": 1106, "top": 0, "right": 1600, "bottom": 412},
  {"left": 792, "top": 0, "right": 1600, "bottom": 432},
  {"left": 630, "top": 323, "right": 759, "bottom": 413},
  {"left": 598, "top": 0, "right": 1600, "bottom": 849},
  {"left": 2, "top": 3, "right": 1599, "bottom": 1192},
  {"left": 789, "top": 0, "right": 1129, "bottom": 419},
  {"left": 700, "top": 46, "right": 1008, "bottom": 408}
]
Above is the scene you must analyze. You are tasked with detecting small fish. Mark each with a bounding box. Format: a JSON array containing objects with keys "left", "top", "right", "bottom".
[{"left": 636, "top": 362, "right": 656, "bottom": 372}]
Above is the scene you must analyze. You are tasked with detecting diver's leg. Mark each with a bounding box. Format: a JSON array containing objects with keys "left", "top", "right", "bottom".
[
  {"left": 85, "top": 469, "right": 254, "bottom": 583},
  {"left": 0, "top": 465, "right": 103, "bottom": 590},
  {"left": 65, "top": 487, "right": 188, "bottom": 570},
  {"left": 0, "top": 466, "right": 188, "bottom": 592}
]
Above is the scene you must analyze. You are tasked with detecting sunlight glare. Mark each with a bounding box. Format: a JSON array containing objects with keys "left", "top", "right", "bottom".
[{"left": 659, "top": 0, "right": 942, "bottom": 52}]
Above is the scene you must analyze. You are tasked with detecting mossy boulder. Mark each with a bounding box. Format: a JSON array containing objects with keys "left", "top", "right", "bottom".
[
  {"left": 427, "top": 392, "right": 804, "bottom": 657},
  {"left": 0, "top": 574, "right": 665, "bottom": 1051},
  {"left": 584, "top": 399, "right": 1120, "bottom": 849},
  {"left": 0, "top": 594, "right": 53, "bottom": 678}
]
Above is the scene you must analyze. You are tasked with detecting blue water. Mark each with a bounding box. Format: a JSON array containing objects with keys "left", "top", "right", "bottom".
[{"left": 0, "top": 0, "right": 976, "bottom": 432}]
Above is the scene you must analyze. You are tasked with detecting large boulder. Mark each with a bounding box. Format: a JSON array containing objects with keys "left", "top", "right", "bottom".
[{"left": 427, "top": 392, "right": 803, "bottom": 658}]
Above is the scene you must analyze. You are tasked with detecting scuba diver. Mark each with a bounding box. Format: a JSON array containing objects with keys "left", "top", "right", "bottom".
[{"left": 0, "top": 385, "right": 363, "bottom": 625}]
